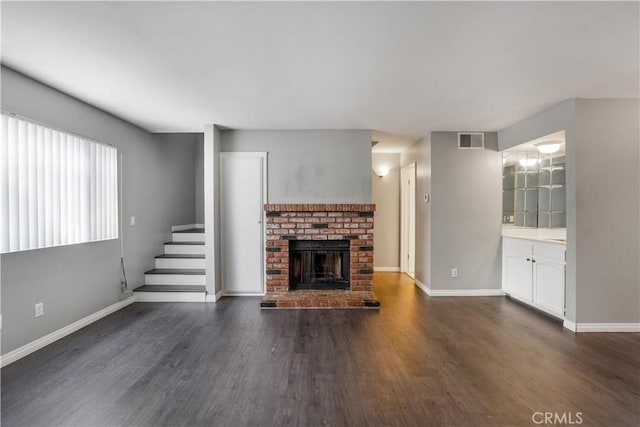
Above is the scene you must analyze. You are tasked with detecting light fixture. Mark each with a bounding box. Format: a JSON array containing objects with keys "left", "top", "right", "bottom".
[
  {"left": 535, "top": 141, "right": 562, "bottom": 154},
  {"left": 374, "top": 167, "right": 390, "bottom": 177},
  {"left": 518, "top": 158, "right": 538, "bottom": 167}
]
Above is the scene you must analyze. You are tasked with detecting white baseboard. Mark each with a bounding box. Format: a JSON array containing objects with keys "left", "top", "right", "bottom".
[
  {"left": 429, "top": 288, "right": 504, "bottom": 297},
  {"left": 414, "top": 279, "right": 431, "bottom": 296},
  {"left": 412, "top": 280, "right": 502, "bottom": 298},
  {"left": 171, "top": 223, "right": 205, "bottom": 232},
  {"left": 374, "top": 267, "right": 400, "bottom": 272},
  {"left": 205, "top": 291, "right": 224, "bottom": 302},
  {"left": 576, "top": 323, "right": 640, "bottom": 333},
  {"left": 563, "top": 319, "right": 577, "bottom": 332},
  {"left": 222, "top": 292, "right": 265, "bottom": 296},
  {"left": 1, "top": 296, "right": 135, "bottom": 368}
]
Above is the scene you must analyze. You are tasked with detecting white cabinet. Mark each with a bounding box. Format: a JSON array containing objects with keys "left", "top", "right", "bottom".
[
  {"left": 504, "top": 251, "right": 533, "bottom": 300},
  {"left": 502, "top": 237, "right": 565, "bottom": 319}
]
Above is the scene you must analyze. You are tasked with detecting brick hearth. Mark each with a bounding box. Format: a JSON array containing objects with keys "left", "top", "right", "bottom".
[{"left": 261, "top": 203, "right": 379, "bottom": 309}]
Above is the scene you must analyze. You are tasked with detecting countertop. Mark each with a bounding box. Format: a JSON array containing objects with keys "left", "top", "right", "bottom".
[{"left": 501, "top": 226, "right": 567, "bottom": 245}]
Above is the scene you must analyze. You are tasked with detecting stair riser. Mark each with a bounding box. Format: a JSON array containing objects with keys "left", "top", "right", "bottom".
[
  {"left": 135, "top": 292, "right": 206, "bottom": 303},
  {"left": 172, "top": 233, "right": 205, "bottom": 242},
  {"left": 145, "top": 274, "right": 206, "bottom": 286},
  {"left": 155, "top": 258, "right": 206, "bottom": 269},
  {"left": 164, "top": 244, "right": 205, "bottom": 255}
]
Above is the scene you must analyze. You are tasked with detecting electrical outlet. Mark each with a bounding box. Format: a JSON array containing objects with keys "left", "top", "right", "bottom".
[
  {"left": 35, "top": 302, "right": 44, "bottom": 318},
  {"left": 130, "top": 216, "right": 136, "bottom": 226},
  {"left": 451, "top": 268, "right": 458, "bottom": 278}
]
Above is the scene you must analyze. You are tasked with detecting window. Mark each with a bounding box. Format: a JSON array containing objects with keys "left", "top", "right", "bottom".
[{"left": 0, "top": 114, "right": 118, "bottom": 253}]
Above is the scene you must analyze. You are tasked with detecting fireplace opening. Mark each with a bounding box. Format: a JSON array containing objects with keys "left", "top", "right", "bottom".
[{"left": 289, "top": 240, "right": 350, "bottom": 290}]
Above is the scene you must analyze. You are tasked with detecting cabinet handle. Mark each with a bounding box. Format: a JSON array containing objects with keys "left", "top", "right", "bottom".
[
  {"left": 532, "top": 259, "right": 536, "bottom": 263},
  {"left": 526, "top": 258, "right": 531, "bottom": 261}
]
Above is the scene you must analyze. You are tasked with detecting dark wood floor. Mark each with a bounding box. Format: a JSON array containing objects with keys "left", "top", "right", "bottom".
[{"left": 2, "top": 273, "right": 639, "bottom": 426}]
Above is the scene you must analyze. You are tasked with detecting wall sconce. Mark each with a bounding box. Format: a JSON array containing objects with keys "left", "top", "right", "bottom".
[{"left": 374, "top": 167, "right": 390, "bottom": 178}]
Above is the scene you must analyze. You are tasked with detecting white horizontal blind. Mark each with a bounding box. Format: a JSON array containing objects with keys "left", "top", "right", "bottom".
[{"left": 0, "top": 114, "right": 118, "bottom": 253}]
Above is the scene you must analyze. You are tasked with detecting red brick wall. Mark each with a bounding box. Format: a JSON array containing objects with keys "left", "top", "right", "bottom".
[{"left": 265, "top": 204, "right": 375, "bottom": 293}]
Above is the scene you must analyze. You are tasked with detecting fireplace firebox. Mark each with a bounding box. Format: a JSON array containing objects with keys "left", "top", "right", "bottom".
[{"left": 289, "top": 240, "right": 350, "bottom": 290}]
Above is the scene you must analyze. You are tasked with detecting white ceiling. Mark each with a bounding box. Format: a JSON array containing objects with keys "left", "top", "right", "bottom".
[{"left": 2, "top": 2, "right": 638, "bottom": 152}]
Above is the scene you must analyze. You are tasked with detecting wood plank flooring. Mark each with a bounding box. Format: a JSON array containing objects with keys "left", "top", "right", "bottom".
[{"left": 2, "top": 273, "right": 639, "bottom": 426}]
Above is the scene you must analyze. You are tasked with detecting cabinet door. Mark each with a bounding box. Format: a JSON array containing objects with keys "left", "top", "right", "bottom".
[
  {"left": 533, "top": 259, "right": 565, "bottom": 317},
  {"left": 504, "top": 252, "right": 533, "bottom": 301}
]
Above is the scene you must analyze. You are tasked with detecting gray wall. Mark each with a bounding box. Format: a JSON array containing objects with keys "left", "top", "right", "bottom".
[
  {"left": 194, "top": 133, "right": 205, "bottom": 224},
  {"left": 221, "top": 130, "right": 372, "bottom": 203},
  {"left": 430, "top": 132, "right": 502, "bottom": 291},
  {"left": 574, "top": 99, "right": 639, "bottom": 323},
  {"left": 400, "top": 138, "right": 431, "bottom": 288},
  {"left": 372, "top": 153, "right": 400, "bottom": 269},
  {"left": 1, "top": 66, "right": 198, "bottom": 354},
  {"left": 499, "top": 99, "right": 577, "bottom": 321}
]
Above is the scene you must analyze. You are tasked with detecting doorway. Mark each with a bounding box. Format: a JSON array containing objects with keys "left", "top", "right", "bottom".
[
  {"left": 220, "top": 152, "right": 267, "bottom": 295},
  {"left": 401, "top": 163, "right": 416, "bottom": 278}
]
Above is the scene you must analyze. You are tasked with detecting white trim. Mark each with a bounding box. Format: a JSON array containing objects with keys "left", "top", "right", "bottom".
[
  {"left": 429, "top": 289, "right": 504, "bottom": 297},
  {"left": 575, "top": 323, "right": 640, "bottom": 333},
  {"left": 222, "top": 292, "right": 265, "bottom": 297},
  {"left": 563, "top": 319, "right": 577, "bottom": 332},
  {"left": 171, "top": 223, "right": 204, "bottom": 232},
  {"left": 1, "top": 296, "right": 135, "bottom": 368},
  {"left": 134, "top": 291, "right": 206, "bottom": 303},
  {"left": 205, "top": 290, "right": 224, "bottom": 302},
  {"left": 374, "top": 266, "right": 400, "bottom": 272},
  {"left": 414, "top": 278, "right": 431, "bottom": 296}
]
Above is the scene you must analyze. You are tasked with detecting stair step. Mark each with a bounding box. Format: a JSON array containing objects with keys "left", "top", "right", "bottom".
[
  {"left": 155, "top": 254, "right": 205, "bottom": 269},
  {"left": 135, "top": 285, "right": 206, "bottom": 292},
  {"left": 164, "top": 242, "right": 205, "bottom": 255},
  {"left": 155, "top": 254, "right": 205, "bottom": 259},
  {"left": 134, "top": 285, "right": 206, "bottom": 302},
  {"left": 145, "top": 269, "right": 205, "bottom": 285},
  {"left": 164, "top": 241, "right": 204, "bottom": 245},
  {"left": 173, "top": 228, "right": 204, "bottom": 233},
  {"left": 144, "top": 269, "right": 205, "bottom": 275},
  {"left": 172, "top": 231, "right": 205, "bottom": 242}
]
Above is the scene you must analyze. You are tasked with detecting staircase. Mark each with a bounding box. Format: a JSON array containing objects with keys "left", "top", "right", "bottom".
[{"left": 134, "top": 226, "right": 207, "bottom": 302}]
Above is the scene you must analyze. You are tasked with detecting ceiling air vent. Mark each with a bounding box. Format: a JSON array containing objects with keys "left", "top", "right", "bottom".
[{"left": 458, "top": 132, "right": 484, "bottom": 149}]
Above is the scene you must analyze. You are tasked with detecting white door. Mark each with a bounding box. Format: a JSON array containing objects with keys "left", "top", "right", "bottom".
[
  {"left": 220, "top": 152, "right": 267, "bottom": 295},
  {"left": 533, "top": 259, "right": 565, "bottom": 317},
  {"left": 401, "top": 163, "right": 416, "bottom": 278},
  {"left": 504, "top": 252, "right": 533, "bottom": 301}
]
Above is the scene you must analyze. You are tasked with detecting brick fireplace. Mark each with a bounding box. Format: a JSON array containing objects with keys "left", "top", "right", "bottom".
[{"left": 260, "top": 204, "right": 380, "bottom": 309}]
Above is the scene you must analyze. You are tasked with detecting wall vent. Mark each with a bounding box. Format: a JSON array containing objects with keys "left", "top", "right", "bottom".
[{"left": 458, "top": 132, "right": 484, "bottom": 149}]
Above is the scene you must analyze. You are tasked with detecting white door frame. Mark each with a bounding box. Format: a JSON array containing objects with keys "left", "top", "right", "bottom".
[
  {"left": 219, "top": 152, "right": 268, "bottom": 296},
  {"left": 400, "top": 163, "right": 416, "bottom": 278}
]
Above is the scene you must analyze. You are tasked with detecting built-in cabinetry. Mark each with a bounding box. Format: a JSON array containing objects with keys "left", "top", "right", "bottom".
[{"left": 502, "top": 237, "right": 566, "bottom": 319}]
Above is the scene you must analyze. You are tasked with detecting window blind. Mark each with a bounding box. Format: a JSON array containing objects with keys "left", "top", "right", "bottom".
[{"left": 0, "top": 114, "right": 118, "bottom": 253}]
